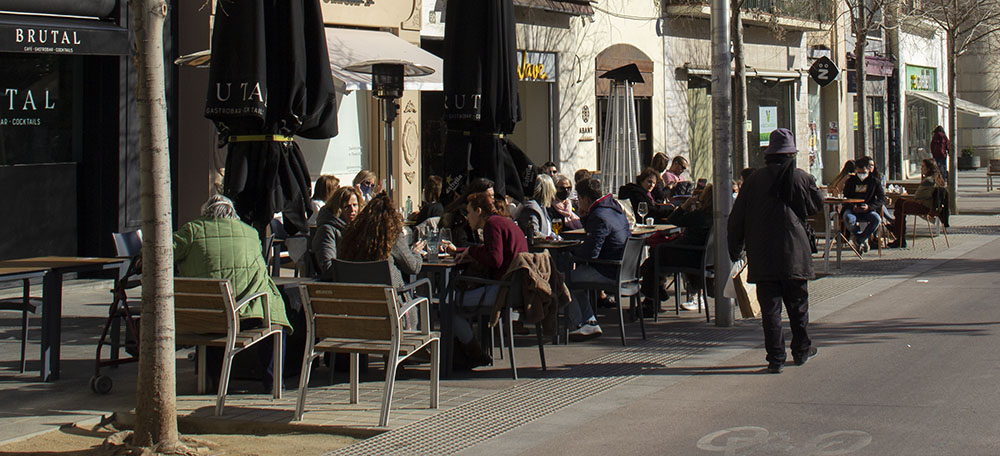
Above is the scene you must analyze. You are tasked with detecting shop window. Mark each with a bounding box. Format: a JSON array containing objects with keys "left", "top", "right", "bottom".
[{"left": 0, "top": 53, "right": 78, "bottom": 165}]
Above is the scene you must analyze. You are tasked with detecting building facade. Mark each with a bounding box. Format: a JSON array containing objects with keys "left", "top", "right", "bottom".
[{"left": 0, "top": 3, "right": 152, "bottom": 259}]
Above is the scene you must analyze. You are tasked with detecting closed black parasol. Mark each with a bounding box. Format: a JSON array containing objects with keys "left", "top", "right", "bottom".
[
  {"left": 442, "top": 0, "right": 531, "bottom": 201},
  {"left": 206, "top": 0, "right": 338, "bottom": 235}
]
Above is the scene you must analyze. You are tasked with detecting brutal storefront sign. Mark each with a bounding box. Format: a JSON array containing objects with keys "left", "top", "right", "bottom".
[{"left": 0, "top": 16, "right": 128, "bottom": 55}]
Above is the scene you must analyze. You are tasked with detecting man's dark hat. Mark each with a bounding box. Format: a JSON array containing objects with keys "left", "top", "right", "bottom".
[{"left": 763, "top": 128, "right": 798, "bottom": 154}]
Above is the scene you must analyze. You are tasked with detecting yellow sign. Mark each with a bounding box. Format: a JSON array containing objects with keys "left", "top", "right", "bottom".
[
  {"left": 874, "top": 111, "right": 881, "bottom": 128},
  {"left": 517, "top": 51, "right": 556, "bottom": 82},
  {"left": 853, "top": 112, "right": 858, "bottom": 130}
]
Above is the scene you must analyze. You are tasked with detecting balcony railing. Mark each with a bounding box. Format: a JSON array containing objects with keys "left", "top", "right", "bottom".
[{"left": 665, "top": 0, "right": 835, "bottom": 24}]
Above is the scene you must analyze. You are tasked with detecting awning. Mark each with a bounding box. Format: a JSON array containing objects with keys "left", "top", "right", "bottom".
[
  {"left": 175, "top": 27, "right": 443, "bottom": 92},
  {"left": 326, "top": 27, "right": 442, "bottom": 92},
  {"left": 686, "top": 65, "right": 802, "bottom": 82},
  {"left": 513, "top": 0, "right": 595, "bottom": 16},
  {"left": 906, "top": 90, "right": 1000, "bottom": 118}
]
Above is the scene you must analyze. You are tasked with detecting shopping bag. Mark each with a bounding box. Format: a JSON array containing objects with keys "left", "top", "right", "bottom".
[{"left": 733, "top": 265, "right": 759, "bottom": 318}]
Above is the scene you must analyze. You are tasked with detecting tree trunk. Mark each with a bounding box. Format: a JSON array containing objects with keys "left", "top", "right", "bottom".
[
  {"left": 946, "top": 31, "right": 960, "bottom": 213},
  {"left": 131, "top": 0, "right": 179, "bottom": 449},
  {"left": 731, "top": 0, "right": 749, "bottom": 175},
  {"left": 854, "top": 18, "right": 869, "bottom": 159}
]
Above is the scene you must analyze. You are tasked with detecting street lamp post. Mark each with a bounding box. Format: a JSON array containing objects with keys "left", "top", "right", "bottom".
[
  {"left": 345, "top": 60, "right": 434, "bottom": 200},
  {"left": 712, "top": 0, "right": 735, "bottom": 327}
]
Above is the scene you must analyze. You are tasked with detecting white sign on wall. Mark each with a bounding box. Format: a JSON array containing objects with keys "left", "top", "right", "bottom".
[{"left": 759, "top": 106, "right": 778, "bottom": 146}]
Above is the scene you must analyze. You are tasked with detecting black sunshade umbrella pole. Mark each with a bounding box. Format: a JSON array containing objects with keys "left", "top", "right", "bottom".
[
  {"left": 442, "top": 0, "right": 530, "bottom": 202},
  {"left": 205, "top": 0, "right": 338, "bottom": 236}
]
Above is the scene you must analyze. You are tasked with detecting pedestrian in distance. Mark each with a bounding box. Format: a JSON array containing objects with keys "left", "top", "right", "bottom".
[
  {"left": 931, "top": 125, "right": 949, "bottom": 180},
  {"left": 728, "top": 128, "right": 824, "bottom": 374}
]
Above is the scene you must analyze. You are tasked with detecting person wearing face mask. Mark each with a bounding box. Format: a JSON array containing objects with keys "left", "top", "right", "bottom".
[
  {"left": 617, "top": 168, "right": 675, "bottom": 224},
  {"left": 353, "top": 169, "right": 378, "bottom": 203},
  {"left": 312, "top": 186, "right": 363, "bottom": 280},
  {"left": 549, "top": 175, "right": 582, "bottom": 230},
  {"left": 841, "top": 156, "right": 885, "bottom": 254}
]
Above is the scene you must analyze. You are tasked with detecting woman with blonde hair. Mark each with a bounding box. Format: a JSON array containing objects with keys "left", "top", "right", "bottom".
[
  {"left": 311, "top": 186, "right": 363, "bottom": 280},
  {"left": 353, "top": 169, "right": 379, "bottom": 202},
  {"left": 550, "top": 174, "right": 582, "bottom": 230},
  {"left": 514, "top": 174, "right": 557, "bottom": 239}
]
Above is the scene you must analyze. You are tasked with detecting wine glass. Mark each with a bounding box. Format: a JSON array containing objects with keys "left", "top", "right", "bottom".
[
  {"left": 438, "top": 228, "right": 452, "bottom": 255},
  {"left": 636, "top": 202, "right": 649, "bottom": 226}
]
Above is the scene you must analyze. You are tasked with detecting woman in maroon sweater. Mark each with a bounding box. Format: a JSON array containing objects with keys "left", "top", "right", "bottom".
[{"left": 445, "top": 192, "right": 527, "bottom": 368}]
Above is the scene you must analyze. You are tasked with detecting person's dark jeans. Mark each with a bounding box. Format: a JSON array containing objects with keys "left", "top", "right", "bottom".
[
  {"left": 843, "top": 210, "right": 881, "bottom": 245},
  {"left": 755, "top": 280, "right": 811, "bottom": 365},
  {"left": 936, "top": 157, "right": 948, "bottom": 180}
]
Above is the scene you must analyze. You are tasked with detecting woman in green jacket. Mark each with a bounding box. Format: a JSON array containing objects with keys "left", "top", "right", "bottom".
[{"left": 173, "top": 194, "right": 289, "bottom": 389}]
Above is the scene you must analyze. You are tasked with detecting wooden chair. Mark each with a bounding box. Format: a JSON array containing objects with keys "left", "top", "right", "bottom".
[
  {"left": 911, "top": 187, "right": 951, "bottom": 250},
  {"left": 174, "top": 278, "right": 284, "bottom": 416},
  {"left": 295, "top": 282, "right": 439, "bottom": 426},
  {"left": 0, "top": 279, "right": 40, "bottom": 373},
  {"left": 987, "top": 159, "right": 1000, "bottom": 192}
]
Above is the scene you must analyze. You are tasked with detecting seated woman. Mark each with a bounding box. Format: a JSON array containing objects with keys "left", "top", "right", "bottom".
[
  {"left": 173, "top": 194, "right": 289, "bottom": 390},
  {"left": 638, "top": 184, "right": 714, "bottom": 311},
  {"left": 828, "top": 160, "right": 856, "bottom": 196},
  {"left": 514, "top": 174, "right": 557, "bottom": 239},
  {"left": 888, "top": 159, "right": 945, "bottom": 248},
  {"left": 549, "top": 174, "right": 583, "bottom": 230},
  {"left": 440, "top": 178, "right": 495, "bottom": 248},
  {"left": 617, "top": 168, "right": 675, "bottom": 223},
  {"left": 412, "top": 175, "right": 445, "bottom": 224},
  {"left": 311, "top": 186, "right": 362, "bottom": 280},
  {"left": 649, "top": 152, "right": 670, "bottom": 203},
  {"left": 338, "top": 193, "right": 424, "bottom": 290},
  {"left": 444, "top": 192, "right": 528, "bottom": 369},
  {"left": 352, "top": 169, "right": 379, "bottom": 203},
  {"left": 307, "top": 174, "right": 340, "bottom": 227}
]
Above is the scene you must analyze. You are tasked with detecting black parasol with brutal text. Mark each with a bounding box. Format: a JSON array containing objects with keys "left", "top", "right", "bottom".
[
  {"left": 206, "top": 0, "right": 338, "bottom": 235},
  {"left": 442, "top": 0, "right": 532, "bottom": 201}
]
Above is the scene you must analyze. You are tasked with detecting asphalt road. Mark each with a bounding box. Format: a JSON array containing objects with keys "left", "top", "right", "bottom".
[{"left": 487, "top": 236, "right": 1000, "bottom": 456}]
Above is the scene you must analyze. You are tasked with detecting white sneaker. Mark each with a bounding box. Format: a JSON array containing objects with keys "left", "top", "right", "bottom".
[
  {"left": 680, "top": 300, "right": 700, "bottom": 311},
  {"left": 569, "top": 321, "right": 603, "bottom": 338}
]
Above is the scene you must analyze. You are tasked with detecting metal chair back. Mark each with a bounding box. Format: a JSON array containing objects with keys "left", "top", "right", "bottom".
[{"left": 331, "top": 258, "right": 393, "bottom": 286}]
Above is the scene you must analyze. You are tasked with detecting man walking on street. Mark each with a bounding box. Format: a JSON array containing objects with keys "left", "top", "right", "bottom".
[{"left": 728, "top": 128, "right": 824, "bottom": 373}]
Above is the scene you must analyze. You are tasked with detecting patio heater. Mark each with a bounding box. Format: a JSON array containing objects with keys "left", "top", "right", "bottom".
[
  {"left": 345, "top": 60, "right": 434, "bottom": 200},
  {"left": 599, "top": 64, "right": 644, "bottom": 195}
]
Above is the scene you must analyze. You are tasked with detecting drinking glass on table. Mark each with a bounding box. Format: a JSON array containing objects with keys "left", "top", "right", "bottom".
[
  {"left": 552, "top": 219, "right": 563, "bottom": 235},
  {"left": 438, "top": 228, "right": 452, "bottom": 255},
  {"left": 636, "top": 202, "right": 649, "bottom": 226}
]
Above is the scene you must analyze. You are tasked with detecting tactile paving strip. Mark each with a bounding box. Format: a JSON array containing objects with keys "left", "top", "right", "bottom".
[
  {"left": 326, "top": 328, "right": 741, "bottom": 456},
  {"left": 330, "top": 219, "right": 1000, "bottom": 456}
]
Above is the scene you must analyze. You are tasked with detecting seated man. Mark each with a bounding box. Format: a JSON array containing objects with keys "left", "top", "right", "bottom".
[
  {"left": 567, "top": 178, "right": 630, "bottom": 339},
  {"left": 841, "top": 156, "right": 885, "bottom": 254},
  {"left": 173, "top": 194, "right": 290, "bottom": 390}
]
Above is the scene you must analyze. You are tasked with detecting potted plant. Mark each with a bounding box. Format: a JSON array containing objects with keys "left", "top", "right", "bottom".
[{"left": 959, "top": 148, "right": 981, "bottom": 170}]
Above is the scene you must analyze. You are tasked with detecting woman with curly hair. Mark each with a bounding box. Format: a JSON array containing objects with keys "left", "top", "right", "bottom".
[{"left": 339, "top": 192, "right": 424, "bottom": 288}]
